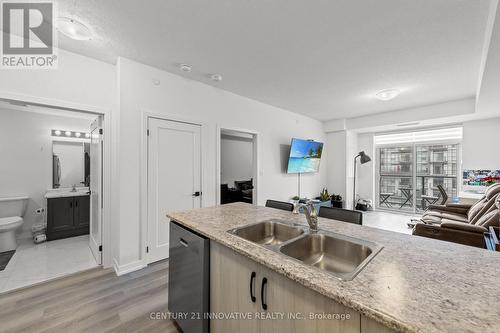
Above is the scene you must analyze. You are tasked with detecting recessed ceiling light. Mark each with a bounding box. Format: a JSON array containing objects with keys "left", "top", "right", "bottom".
[
  {"left": 210, "top": 74, "right": 222, "bottom": 82},
  {"left": 375, "top": 88, "right": 400, "bottom": 101},
  {"left": 56, "top": 17, "right": 93, "bottom": 41},
  {"left": 179, "top": 64, "right": 192, "bottom": 72}
]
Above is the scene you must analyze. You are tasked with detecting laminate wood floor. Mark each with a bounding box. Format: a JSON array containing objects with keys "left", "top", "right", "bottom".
[{"left": 0, "top": 260, "right": 180, "bottom": 333}]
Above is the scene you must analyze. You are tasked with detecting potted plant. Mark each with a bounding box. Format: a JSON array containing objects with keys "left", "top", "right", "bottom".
[
  {"left": 331, "top": 194, "right": 344, "bottom": 208},
  {"left": 317, "top": 188, "right": 331, "bottom": 207}
]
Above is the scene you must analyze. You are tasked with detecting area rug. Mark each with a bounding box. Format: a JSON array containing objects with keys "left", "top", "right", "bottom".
[{"left": 0, "top": 250, "right": 15, "bottom": 271}]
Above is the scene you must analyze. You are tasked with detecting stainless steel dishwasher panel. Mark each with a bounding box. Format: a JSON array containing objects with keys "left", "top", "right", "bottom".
[{"left": 168, "top": 221, "right": 209, "bottom": 333}]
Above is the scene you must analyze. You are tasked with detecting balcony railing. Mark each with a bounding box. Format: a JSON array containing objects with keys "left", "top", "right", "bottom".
[{"left": 378, "top": 175, "right": 456, "bottom": 212}]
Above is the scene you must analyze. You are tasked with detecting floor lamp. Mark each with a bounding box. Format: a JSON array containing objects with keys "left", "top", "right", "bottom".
[{"left": 353, "top": 151, "right": 371, "bottom": 209}]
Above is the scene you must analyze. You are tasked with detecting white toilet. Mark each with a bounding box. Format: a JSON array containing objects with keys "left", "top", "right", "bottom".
[{"left": 0, "top": 196, "right": 28, "bottom": 252}]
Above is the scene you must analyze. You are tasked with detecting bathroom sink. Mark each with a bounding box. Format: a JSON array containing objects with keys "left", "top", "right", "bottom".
[
  {"left": 279, "top": 232, "right": 382, "bottom": 280},
  {"left": 229, "top": 220, "right": 304, "bottom": 246}
]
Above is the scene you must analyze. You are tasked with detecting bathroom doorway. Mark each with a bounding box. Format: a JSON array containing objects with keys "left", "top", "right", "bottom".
[
  {"left": 216, "top": 127, "right": 259, "bottom": 205},
  {"left": 0, "top": 99, "right": 108, "bottom": 294}
]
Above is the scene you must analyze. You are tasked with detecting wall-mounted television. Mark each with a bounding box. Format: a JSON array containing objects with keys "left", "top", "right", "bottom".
[{"left": 287, "top": 138, "right": 323, "bottom": 174}]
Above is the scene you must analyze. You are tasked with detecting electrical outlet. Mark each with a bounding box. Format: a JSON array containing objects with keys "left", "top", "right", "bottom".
[{"left": 35, "top": 208, "right": 45, "bottom": 214}]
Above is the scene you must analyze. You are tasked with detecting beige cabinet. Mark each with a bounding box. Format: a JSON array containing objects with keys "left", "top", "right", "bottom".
[
  {"left": 210, "top": 241, "right": 261, "bottom": 332},
  {"left": 210, "top": 241, "right": 395, "bottom": 333}
]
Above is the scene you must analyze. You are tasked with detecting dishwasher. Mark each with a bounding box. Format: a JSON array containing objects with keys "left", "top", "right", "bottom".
[{"left": 168, "top": 221, "right": 210, "bottom": 333}]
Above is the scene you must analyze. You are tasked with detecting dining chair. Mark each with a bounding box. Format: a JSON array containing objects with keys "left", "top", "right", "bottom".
[
  {"left": 265, "top": 200, "right": 294, "bottom": 212},
  {"left": 318, "top": 206, "right": 363, "bottom": 225}
]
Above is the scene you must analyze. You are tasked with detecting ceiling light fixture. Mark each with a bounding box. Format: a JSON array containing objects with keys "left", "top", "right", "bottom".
[
  {"left": 179, "top": 64, "right": 192, "bottom": 72},
  {"left": 56, "top": 17, "right": 93, "bottom": 41},
  {"left": 375, "top": 88, "right": 400, "bottom": 101},
  {"left": 210, "top": 74, "right": 222, "bottom": 82}
]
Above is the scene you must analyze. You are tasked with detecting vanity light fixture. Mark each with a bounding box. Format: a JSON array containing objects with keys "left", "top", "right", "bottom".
[
  {"left": 51, "top": 130, "right": 90, "bottom": 139},
  {"left": 210, "top": 73, "right": 223, "bottom": 82},
  {"left": 56, "top": 17, "right": 93, "bottom": 41},
  {"left": 375, "top": 88, "right": 400, "bottom": 101}
]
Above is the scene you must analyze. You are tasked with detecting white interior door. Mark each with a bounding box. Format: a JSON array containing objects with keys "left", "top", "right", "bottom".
[
  {"left": 147, "top": 118, "right": 202, "bottom": 263},
  {"left": 89, "top": 117, "right": 103, "bottom": 265}
]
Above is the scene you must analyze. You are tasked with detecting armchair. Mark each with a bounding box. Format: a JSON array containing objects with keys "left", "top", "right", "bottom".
[{"left": 413, "top": 194, "right": 500, "bottom": 248}]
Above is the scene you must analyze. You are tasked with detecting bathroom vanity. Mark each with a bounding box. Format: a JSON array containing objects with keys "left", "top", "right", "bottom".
[{"left": 45, "top": 191, "right": 90, "bottom": 240}]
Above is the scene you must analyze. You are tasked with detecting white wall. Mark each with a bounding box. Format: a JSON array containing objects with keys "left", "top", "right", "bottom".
[
  {"left": 116, "top": 57, "right": 327, "bottom": 268},
  {"left": 462, "top": 118, "right": 500, "bottom": 169},
  {"left": 0, "top": 108, "right": 91, "bottom": 238},
  {"left": 0, "top": 49, "right": 116, "bottom": 111},
  {"left": 220, "top": 134, "right": 253, "bottom": 186},
  {"left": 356, "top": 133, "right": 375, "bottom": 203},
  {"left": 325, "top": 131, "right": 347, "bottom": 200}
]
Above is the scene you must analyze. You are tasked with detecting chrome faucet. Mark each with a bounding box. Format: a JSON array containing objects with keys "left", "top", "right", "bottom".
[
  {"left": 71, "top": 184, "right": 77, "bottom": 192},
  {"left": 299, "top": 201, "right": 318, "bottom": 232}
]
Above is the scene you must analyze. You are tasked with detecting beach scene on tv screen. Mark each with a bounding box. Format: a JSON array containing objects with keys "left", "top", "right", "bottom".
[{"left": 287, "top": 139, "right": 323, "bottom": 173}]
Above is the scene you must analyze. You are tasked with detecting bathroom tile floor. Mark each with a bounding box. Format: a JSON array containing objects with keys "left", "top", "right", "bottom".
[{"left": 0, "top": 235, "right": 98, "bottom": 294}]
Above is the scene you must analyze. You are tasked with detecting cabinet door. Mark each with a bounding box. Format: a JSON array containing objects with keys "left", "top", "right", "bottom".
[
  {"left": 210, "top": 242, "right": 260, "bottom": 333},
  {"left": 74, "top": 196, "right": 90, "bottom": 229},
  {"left": 47, "top": 197, "right": 75, "bottom": 233},
  {"left": 259, "top": 265, "right": 360, "bottom": 333}
]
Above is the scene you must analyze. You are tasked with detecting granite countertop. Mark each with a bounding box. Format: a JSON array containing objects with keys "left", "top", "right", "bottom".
[{"left": 167, "top": 202, "right": 500, "bottom": 333}]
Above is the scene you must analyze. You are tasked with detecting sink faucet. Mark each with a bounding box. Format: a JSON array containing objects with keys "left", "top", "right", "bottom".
[
  {"left": 299, "top": 201, "right": 318, "bottom": 232},
  {"left": 71, "top": 184, "right": 77, "bottom": 192}
]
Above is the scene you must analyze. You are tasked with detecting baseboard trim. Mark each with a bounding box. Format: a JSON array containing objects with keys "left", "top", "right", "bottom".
[{"left": 112, "top": 258, "right": 146, "bottom": 276}]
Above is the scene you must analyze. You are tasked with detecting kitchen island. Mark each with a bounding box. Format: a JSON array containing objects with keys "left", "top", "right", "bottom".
[{"left": 168, "top": 202, "right": 500, "bottom": 333}]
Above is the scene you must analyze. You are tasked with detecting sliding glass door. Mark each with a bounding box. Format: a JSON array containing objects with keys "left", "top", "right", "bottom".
[
  {"left": 377, "top": 143, "right": 459, "bottom": 213},
  {"left": 415, "top": 144, "right": 458, "bottom": 211},
  {"left": 378, "top": 146, "right": 414, "bottom": 211}
]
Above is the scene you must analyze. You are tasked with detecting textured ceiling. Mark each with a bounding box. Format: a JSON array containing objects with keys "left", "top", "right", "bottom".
[{"left": 54, "top": 0, "right": 492, "bottom": 120}]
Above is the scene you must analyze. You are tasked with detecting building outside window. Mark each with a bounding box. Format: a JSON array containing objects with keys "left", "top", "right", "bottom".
[{"left": 375, "top": 128, "right": 462, "bottom": 213}]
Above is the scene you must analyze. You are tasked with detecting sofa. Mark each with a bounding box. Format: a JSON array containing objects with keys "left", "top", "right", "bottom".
[{"left": 412, "top": 183, "right": 500, "bottom": 248}]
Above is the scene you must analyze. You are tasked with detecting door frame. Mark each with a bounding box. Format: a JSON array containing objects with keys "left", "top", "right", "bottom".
[
  {"left": 0, "top": 92, "right": 112, "bottom": 268},
  {"left": 140, "top": 111, "right": 207, "bottom": 266},
  {"left": 216, "top": 125, "right": 259, "bottom": 206}
]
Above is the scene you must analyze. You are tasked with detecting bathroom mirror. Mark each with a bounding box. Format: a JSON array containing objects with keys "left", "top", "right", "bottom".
[{"left": 52, "top": 141, "right": 89, "bottom": 189}]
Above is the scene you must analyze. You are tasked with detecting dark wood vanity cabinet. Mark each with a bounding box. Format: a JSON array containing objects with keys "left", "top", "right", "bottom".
[{"left": 47, "top": 195, "right": 90, "bottom": 241}]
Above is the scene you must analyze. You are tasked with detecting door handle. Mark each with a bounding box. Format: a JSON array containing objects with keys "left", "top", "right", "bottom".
[
  {"left": 249, "top": 271, "right": 256, "bottom": 302},
  {"left": 192, "top": 191, "right": 202, "bottom": 197},
  {"left": 70, "top": 201, "right": 72, "bottom": 208},
  {"left": 261, "top": 277, "right": 268, "bottom": 310},
  {"left": 179, "top": 238, "right": 189, "bottom": 247}
]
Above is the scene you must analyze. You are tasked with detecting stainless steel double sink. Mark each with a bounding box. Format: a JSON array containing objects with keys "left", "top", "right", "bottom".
[{"left": 228, "top": 219, "right": 382, "bottom": 281}]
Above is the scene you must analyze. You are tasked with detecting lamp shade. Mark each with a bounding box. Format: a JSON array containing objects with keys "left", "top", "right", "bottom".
[{"left": 358, "top": 151, "right": 371, "bottom": 164}]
